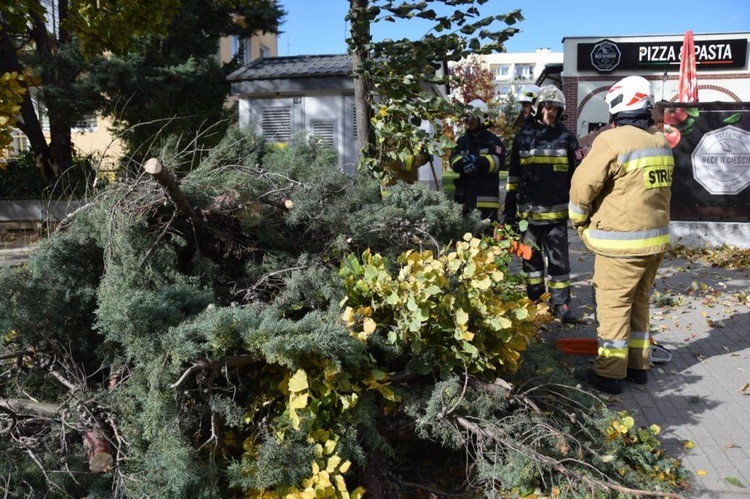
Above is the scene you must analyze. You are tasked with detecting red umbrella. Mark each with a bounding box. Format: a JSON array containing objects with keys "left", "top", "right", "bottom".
[{"left": 677, "top": 30, "right": 698, "bottom": 102}]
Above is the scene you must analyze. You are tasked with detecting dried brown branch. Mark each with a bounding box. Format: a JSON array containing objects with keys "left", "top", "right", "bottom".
[
  {"left": 455, "top": 417, "right": 685, "bottom": 498},
  {"left": 0, "top": 398, "right": 61, "bottom": 417},
  {"left": 171, "top": 356, "right": 257, "bottom": 390},
  {"left": 0, "top": 350, "right": 33, "bottom": 362},
  {"left": 143, "top": 158, "right": 205, "bottom": 232}
]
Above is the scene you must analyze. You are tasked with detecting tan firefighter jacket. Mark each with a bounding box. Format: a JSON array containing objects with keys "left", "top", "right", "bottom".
[{"left": 569, "top": 124, "right": 674, "bottom": 257}]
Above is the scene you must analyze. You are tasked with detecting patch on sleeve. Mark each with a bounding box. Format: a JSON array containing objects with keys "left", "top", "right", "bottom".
[
  {"left": 494, "top": 144, "right": 504, "bottom": 155},
  {"left": 574, "top": 148, "right": 584, "bottom": 161}
]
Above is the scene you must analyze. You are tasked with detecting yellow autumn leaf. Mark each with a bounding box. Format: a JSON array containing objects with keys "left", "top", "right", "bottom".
[
  {"left": 455, "top": 308, "right": 469, "bottom": 326},
  {"left": 363, "top": 317, "right": 376, "bottom": 334},
  {"left": 460, "top": 330, "right": 475, "bottom": 341},
  {"left": 290, "top": 408, "right": 300, "bottom": 430},
  {"left": 351, "top": 487, "right": 366, "bottom": 499},
  {"left": 327, "top": 455, "right": 342, "bottom": 473},
  {"left": 334, "top": 474, "right": 347, "bottom": 492},
  {"left": 683, "top": 440, "right": 695, "bottom": 449},
  {"left": 317, "top": 470, "right": 332, "bottom": 487},
  {"left": 324, "top": 439, "right": 337, "bottom": 455},
  {"left": 740, "top": 382, "right": 750, "bottom": 393},
  {"left": 290, "top": 392, "right": 308, "bottom": 409},
  {"left": 339, "top": 460, "right": 351, "bottom": 473},
  {"left": 288, "top": 369, "right": 309, "bottom": 393},
  {"left": 697, "top": 469, "right": 708, "bottom": 476},
  {"left": 341, "top": 307, "right": 354, "bottom": 325}
]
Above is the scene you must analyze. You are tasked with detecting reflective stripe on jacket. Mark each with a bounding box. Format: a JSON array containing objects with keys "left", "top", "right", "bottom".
[
  {"left": 503, "top": 120, "right": 580, "bottom": 225},
  {"left": 569, "top": 124, "right": 673, "bottom": 257},
  {"left": 449, "top": 129, "right": 506, "bottom": 219}
]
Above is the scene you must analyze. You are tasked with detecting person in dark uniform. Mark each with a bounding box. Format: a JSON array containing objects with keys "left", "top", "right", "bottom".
[
  {"left": 449, "top": 99, "right": 506, "bottom": 231},
  {"left": 502, "top": 85, "right": 583, "bottom": 323}
]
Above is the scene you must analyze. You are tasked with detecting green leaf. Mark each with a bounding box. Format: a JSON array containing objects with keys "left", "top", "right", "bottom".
[
  {"left": 724, "top": 477, "right": 745, "bottom": 488},
  {"left": 387, "top": 330, "right": 398, "bottom": 344},
  {"left": 685, "top": 107, "right": 699, "bottom": 117},
  {"left": 515, "top": 307, "right": 528, "bottom": 320},
  {"left": 455, "top": 308, "right": 469, "bottom": 326},
  {"left": 723, "top": 113, "right": 742, "bottom": 124},
  {"left": 462, "top": 342, "right": 478, "bottom": 356}
]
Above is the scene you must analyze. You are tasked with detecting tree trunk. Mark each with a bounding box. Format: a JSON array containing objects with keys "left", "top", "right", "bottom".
[
  {"left": 32, "top": 2, "right": 75, "bottom": 176},
  {"left": 348, "top": 0, "right": 376, "bottom": 165},
  {"left": 0, "top": 22, "right": 55, "bottom": 181}
]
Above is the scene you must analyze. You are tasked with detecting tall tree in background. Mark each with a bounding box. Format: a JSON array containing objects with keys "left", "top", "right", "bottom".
[
  {"left": 449, "top": 54, "right": 495, "bottom": 104},
  {"left": 0, "top": 0, "right": 285, "bottom": 180},
  {"left": 93, "top": 0, "right": 286, "bottom": 166},
  {"left": 0, "top": 0, "right": 180, "bottom": 180},
  {"left": 346, "top": 0, "right": 523, "bottom": 179}
]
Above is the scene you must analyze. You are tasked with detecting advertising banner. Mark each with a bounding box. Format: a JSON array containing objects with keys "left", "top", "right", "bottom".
[
  {"left": 655, "top": 102, "right": 750, "bottom": 220},
  {"left": 578, "top": 38, "right": 747, "bottom": 73}
]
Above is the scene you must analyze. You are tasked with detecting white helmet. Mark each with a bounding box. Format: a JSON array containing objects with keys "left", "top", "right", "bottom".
[
  {"left": 535, "top": 85, "right": 565, "bottom": 114},
  {"left": 466, "top": 98, "right": 488, "bottom": 117},
  {"left": 518, "top": 84, "right": 540, "bottom": 104},
  {"left": 605, "top": 76, "right": 653, "bottom": 115}
]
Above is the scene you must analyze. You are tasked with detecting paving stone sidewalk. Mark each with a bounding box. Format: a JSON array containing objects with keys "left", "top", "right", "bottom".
[{"left": 544, "top": 229, "right": 750, "bottom": 498}]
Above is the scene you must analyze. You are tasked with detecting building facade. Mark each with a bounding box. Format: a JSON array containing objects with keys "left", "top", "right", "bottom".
[
  {"left": 2, "top": 31, "right": 277, "bottom": 166},
  {"left": 561, "top": 32, "right": 750, "bottom": 137},
  {"left": 479, "top": 49, "right": 564, "bottom": 101}
]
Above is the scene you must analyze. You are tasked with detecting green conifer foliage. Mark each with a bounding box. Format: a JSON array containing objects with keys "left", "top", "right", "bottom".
[{"left": 0, "top": 128, "right": 689, "bottom": 497}]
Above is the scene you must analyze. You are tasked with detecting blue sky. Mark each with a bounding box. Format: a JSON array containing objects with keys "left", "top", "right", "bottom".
[{"left": 277, "top": 0, "right": 749, "bottom": 56}]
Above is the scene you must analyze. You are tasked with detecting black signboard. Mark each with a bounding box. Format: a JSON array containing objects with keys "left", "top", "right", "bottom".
[
  {"left": 578, "top": 38, "right": 748, "bottom": 73},
  {"left": 654, "top": 101, "right": 750, "bottom": 220}
]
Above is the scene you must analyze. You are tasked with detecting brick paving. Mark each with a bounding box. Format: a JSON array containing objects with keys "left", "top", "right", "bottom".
[{"left": 544, "top": 229, "right": 750, "bottom": 497}]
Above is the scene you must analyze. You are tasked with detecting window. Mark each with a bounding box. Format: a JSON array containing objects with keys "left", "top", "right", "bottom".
[
  {"left": 73, "top": 113, "right": 98, "bottom": 132},
  {"left": 259, "top": 44, "right": 271, "bottom": 59},
  {"left": 493, "top": 65, "right": 510, "bottom": 79},
  {"left": 34, "top": 98, "right": 97, "bottom": 132},
  {"left": 514, "top": 64, "right": 533, "bottom": 81},
  {"left": 261, "top": 107, "right": 292, "bottom": 143},
  {"left": 231, "top": 35, "right": 248, "bottom": 65},
  {"left": 2, "top": 129, "right": 29, "bottom": 160}
]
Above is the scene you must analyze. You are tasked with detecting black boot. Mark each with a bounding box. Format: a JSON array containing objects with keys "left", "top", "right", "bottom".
[
  {"left": 576, "top": 367, "right": 623, "bottom": 394},
  {"left": 553, "top": 303, "right": 579, "bottom": 324},
  {"left": 626, "top": 368, "right": 648, "bottom": 385}
]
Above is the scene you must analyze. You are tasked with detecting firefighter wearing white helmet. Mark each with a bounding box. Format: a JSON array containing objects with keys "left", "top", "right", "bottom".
[
  {"left": 569, "top": 75, "right": 674, "bottom": 395},
  {"left": 514, "top": 84, "right": 540, "bottom": 130},
  {"left": 449, "top": 99, "right": 506, "bottom": 231},
  {"left": 501, "top": 84, "right": 582, "bottom": 324}
]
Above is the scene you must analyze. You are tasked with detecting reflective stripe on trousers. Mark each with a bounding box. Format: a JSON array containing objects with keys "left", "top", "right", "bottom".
[
  {"left": 593, "top": 252, "right": 664, "bottom": 379},
  {"left": 521, "top": 222, "right": 571, "bottom": 305}
]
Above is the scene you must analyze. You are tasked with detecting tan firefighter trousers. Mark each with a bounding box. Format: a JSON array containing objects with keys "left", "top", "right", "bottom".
[{"left": 592, "top": 252, "right": 665, "bottom": 379}]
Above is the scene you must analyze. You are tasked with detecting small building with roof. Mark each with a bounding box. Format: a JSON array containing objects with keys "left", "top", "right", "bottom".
[{"left": 227, "top": 54, "right": 448, "bottom": 187}]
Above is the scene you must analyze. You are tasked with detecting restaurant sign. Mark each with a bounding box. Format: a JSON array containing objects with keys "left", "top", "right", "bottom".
[{"left": 578, "top": 38, "right": 747, "bottom": 73}]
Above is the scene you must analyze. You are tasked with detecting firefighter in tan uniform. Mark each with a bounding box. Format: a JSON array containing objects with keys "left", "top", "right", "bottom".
[{"left": 569, "top": 76, "right": 674, "bottom": 395}]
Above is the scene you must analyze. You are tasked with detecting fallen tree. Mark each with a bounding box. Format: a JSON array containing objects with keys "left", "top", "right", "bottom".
[{"left": 0, "top": 129, "right": 690, "bottom": 497}]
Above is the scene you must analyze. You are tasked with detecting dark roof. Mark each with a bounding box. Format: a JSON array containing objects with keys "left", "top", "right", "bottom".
[
  {"left": 227, "top": 54, "right": 352, "bottom": 82},
  {"left": 536, "top": 62, "right": 563, "bottom": 86}
]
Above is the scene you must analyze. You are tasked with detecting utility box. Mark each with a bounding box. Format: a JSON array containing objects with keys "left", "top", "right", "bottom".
[{"left": 655, "top": 101, "right": 750, "bottom": 221}]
